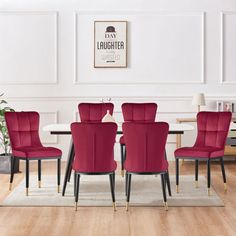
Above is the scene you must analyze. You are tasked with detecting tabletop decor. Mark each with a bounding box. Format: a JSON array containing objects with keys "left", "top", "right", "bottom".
[
  {"left": 94, "top": 21, "right": 127, "bottom": 68},
  {"left": 0, "top": 93, "right": 18, "bottom": 173}
]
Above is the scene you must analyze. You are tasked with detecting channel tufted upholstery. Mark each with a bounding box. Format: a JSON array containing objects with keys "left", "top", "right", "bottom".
[
  {"left": 71, "top": 122, "right": 117, "bottom": 173},
  {"left": 175, "top": 112, "right": 232, "bottom": 159},
  {"left": 5, "top": 111, "right": 61, "bottom": 158},
  {"left": 78, "top": 103, "right": 114, "bottom": 123}
]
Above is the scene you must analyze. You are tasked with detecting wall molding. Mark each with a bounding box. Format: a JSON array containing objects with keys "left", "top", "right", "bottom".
[
  {"left": 74, "top": 11, "right": 205, "bottom": 85},
  {"left": 0, "top": 11, "right": 58, "bottom": 85},
  {"left": 220, "top": 11, "right": 236, "bottom": 84}
]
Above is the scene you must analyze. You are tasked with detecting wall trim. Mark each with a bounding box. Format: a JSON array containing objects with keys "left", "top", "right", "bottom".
[
  {"left": 0, "top": 11, "right": 58, "bottom": 85},
  {"left": 74, "top": 11, "right": 205, "bottom": 85}
]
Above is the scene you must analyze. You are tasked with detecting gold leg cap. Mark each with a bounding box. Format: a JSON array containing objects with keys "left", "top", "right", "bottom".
[
  {"left": 207, "top": 188, "right": 211, "bottom": 196},
  {"left": 113, "top": 202, "right": 117, "bottom": 211},
  {"left": 26, "top": 188, "right": 29, "bottom": 196},
  {"left": 224, "top": 183, "right": 227, "bottom": 192},
  {"left": 9, "top": 183, "right": 12, "bottom": 191},
  {"left": 126, "top": 202, "right": 129, "bottom": 211},
  {"left": 121, "top": 170, "right": 124, "bottom": 177},
  {"left": 57, "top": 185, "right": 60, "bottom": 193},
  {"left": 176, "top": 185, "right": 179, "bottom": 193},
  {"left": 164, "top": 202, "right": 168, "bottom": 211},
  {"left": 195, "top": 181, "right": 199, "bottom": 188},
  {"left": 75, "top": 202, "right": 78, "bottom": 211},
  {"left": 38, "top": 181, "right": 41, "bottom": 188}
]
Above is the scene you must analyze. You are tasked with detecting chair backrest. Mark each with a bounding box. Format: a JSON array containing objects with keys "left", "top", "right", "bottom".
[
  {"left": 71, "top": 122, "right": 117, "bottom": 173},
  {"left": 121, "top": 103, "right": 157, "bottom": 122},
  {"left": 194, "top": 111, "right": 232, "bottom": 149},
  {"left": 78, "top": 103, "right": 114, "bottom": 122},
  {"left": 122, "top": 122, "right": 169, "bottom": 173},
  {"left": 5, "top": 111, "right": 42, "bottom": 149}
]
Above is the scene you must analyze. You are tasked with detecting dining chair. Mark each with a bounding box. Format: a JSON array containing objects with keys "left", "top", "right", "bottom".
[
  {"left": 122, "top": 122, "right": 169, "bottom": 211},
  {"left": 78, "top": 102, "right": 114, "bottom": 122},
  {"left": 71, "top": 122, "right": 117, "bottom": 211},
  {"left": 120, "top": 103, "right": 157, "bottom": 177},
  {"left": 175, "top": 111, "right": 232, "bottom": 195},
  {"left": 5, "top": 111, "right": 62, "bottom": 196}
]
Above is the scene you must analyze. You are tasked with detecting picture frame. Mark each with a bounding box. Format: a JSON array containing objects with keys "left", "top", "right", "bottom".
[{"left": 94, "top": 21, "right": 127, "bottom": 68}]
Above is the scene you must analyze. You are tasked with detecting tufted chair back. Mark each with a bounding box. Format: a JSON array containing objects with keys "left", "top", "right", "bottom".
[
  {"left": 5, "top": 111, "right": 42, "bottom": 149},
  {"left": 194, "top": 112, "right": 232, "bottom": 148},
  {"left": 78, "top": 103, "right": 114, "bottom": 122}
]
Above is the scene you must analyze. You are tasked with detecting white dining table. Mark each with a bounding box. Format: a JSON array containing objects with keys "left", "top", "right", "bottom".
[{"left": 43, "top": 122, "right": 194, "bottom": 196}]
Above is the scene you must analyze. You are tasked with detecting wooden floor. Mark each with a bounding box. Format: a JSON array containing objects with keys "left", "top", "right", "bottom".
[{"left": 0, "top": 160, "right": 236, "bottom": 236}]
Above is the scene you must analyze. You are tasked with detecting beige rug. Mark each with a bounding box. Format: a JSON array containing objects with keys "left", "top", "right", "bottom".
[{"left": 1, "top": 175, "right": 224, "bottom": 207}]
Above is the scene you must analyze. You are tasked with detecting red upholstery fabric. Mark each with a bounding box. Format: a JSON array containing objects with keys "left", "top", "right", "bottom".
[
  {"left": 71, "top": 122, "right": 117, "bottom": 173},
  {"left": 5, "top": 111, "right": 62, "bottom": 158},
  {"left": 122, "top": 122, "right": 169, "bottom": 173},
  {"left": 78, "top": 103, "right": 114, "bottom": 122},
  {"left": 175, "top": 112, "right": 232, "bottom": 159},
  {"left": 120, "top": 103, "right": 157, "bottom": 144}
]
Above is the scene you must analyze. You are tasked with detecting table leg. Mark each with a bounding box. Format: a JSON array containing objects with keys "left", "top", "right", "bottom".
[{"left": 62, "top": 139, "right": 74, "bottom": 196}]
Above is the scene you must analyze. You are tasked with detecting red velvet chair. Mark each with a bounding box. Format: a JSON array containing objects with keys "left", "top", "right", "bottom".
[
  {"left": 122, "top": 122, "right": 169, "bottom": 211},
  {"left": 78, "top": 103, "right": 114, "bottom": 122},
  {"left": 120, "top": 103, "right": 157, "bottom": 176},
  {"left": 175, "top": 111, "right": 232, "bottom": 195},
  {"left": 5, "top": 111, "right": 62, "bottom": 196},
  {"left": 71, "top": 122, "right": 117, "bottom": 211}
]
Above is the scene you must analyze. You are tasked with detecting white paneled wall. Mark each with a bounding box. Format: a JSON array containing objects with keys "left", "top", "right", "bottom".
[{"left": 1, "top": 0, "right": 236, "bottom": 160}]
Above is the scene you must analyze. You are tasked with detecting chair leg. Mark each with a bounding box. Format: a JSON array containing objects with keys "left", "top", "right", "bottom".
[
  {"left": 126, "top": 173, "right": 132, "bottom": 211},
  {"left": 120, "top": 144, "right": 125, "bottom": 177},
  {"left": 9, "top": 157, "right": 16, "bottom": 191},
  {"left": 57, "top": 158, "right": 61, "bottom": 193},
  {"left": 75, "top": 173, "right": 80, "bottom": 211},
  {"left": 207, "top": 159, "right": 211, "bottom": 196},
  {"left": 220, "top": 157, "right": 227, "bottom": 192},
  {"left": 195, "top": 160, "right": 199, "bottom": 188},
  {"left": 38, "top": 160, "right": 41, "bottom": 188},
  {"left": 176, "top": 158, "right": 179, "bottom": 193},
  {"left": 74, "top": 171, "right": 76, "bottom": 197},
  {"left": 67, "top": 164, "right": 72, "bottom": 182},
  {"left": 109, "top": 172, "right": 116, "bottom": 211},
  {"left": 26, "top": 160, "right": 29, "bottom": 196},
  {"left": 161, "top": 173, "right": 168, "bottom": 211},
  {"left": 166, "top": 169, "right": 172, "bottom": 196},
  {"left": 125, "top": 172, "right": 128, "bottom": 196}
]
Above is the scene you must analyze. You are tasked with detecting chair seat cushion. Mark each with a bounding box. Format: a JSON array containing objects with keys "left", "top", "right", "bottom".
[
  {"left": 174, "top": 146, "right": 224, "bottom": 159},
  {"left": 12, "top": 146, "right": 62, "bottom": 158},
  {"left": 119, "top": 135, "right": 125, "bottom": 144}
]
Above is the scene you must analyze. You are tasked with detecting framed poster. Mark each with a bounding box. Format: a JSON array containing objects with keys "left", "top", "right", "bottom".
[{"left": 94, "top": 21, "right": 127, "bottom": 68}]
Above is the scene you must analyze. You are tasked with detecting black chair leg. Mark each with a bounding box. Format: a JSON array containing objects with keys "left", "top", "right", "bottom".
[
  {"left": 207, "top": 159, "right": 211, "bottom": 196},
  {"left": 38, "top": 160, "right": 41, "bottom": 188},
  {"left": 26, "top": 160, "right": 29, "bottom": 196},
  {"left": 9, "top": 157, "right": 16, "bottom": 190},
  {"left": 57, "top": 158, "right": 61, "bottom": 193},
  {"left": 75, "top": 173, "right": 80, "bottom": 211},
  {"left": 195, "top": 160, "right": 199, "bottom": 188},
  {"left": 120, "top": 144, "right": 125, "bottom": 177},
  {"left": 126, "top": 173, "right": 132, "bottom": 211},
  {"left": 166, "top": 169, "right": 172, "bottom": 196},
  {"left": 67, "top": 164, "right": 72, "bottom": 182},
  {"left": 176, "top": 158, "right": 179, "bottom": 193},
  {"left": 74, "top": 172, "right": 76, "bottom": 197},
  {"left": 125, "top": 172, "right": 128, "bottom": 196},
  {"left": 109, "top": 172, "right": 116, "bottom": 211},
  {"left": 161, "top": 173, "right": 168, "bottom": 211},
  {"left": 220, "top": 157, "right": 227, "bottom": 192}
]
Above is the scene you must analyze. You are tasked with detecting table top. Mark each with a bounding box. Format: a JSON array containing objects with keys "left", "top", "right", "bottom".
[{"left": 43, "top": 123, "right": 194, "bottom": 133}]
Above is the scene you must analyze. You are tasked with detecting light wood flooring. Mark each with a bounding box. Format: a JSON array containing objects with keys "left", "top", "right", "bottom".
[{"left": 0, "top": 160, "right": 236, "bottom": 236}]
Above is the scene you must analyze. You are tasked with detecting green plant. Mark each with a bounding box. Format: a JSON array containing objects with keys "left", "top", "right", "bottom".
[{"left": 0, "top": 93, "right": 14, "bottom": 155}]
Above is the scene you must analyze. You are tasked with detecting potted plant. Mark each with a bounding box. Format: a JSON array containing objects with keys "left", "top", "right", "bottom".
[{"left": 0, "top": 93, "right": 19, "bottom": 173}]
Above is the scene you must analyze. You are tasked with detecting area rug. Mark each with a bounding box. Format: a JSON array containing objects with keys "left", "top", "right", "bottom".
[{"left": 1, "top": 175, "right": 224, "bottom": 207}]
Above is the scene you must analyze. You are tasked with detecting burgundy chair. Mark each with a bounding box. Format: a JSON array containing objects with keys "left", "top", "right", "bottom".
[
  {"left": 120, "top": 103, "right": 157, "bottom": 176},
  {"left": 78, "top": 103, "right": 114, "bottom": 122},
  {"left": 5, "top": 111, "right": 62, "bottom": 196},
  {"left": 175, "top": 111, "right": 232, "bottom": 195},
  {"left": 122, "top": 122, "right": 169, "bottom": 211},
  {"left": 71, "top": 122, "right": 117, "bottom": 211}
]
